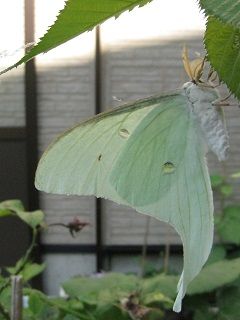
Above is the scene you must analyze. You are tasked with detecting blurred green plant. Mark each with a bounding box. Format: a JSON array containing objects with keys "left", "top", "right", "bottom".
[
  {"left": 0, "top": 199, "right": 90, "bottom": 320},
  {"left": 1, "top": 167, "right": 240, "bottom": 320},
  {"left": 0, "top": 200, "right": 45, "bottom": 319},
  {"left": 211, "top": 170, "right": 240, "bottom": 246}
]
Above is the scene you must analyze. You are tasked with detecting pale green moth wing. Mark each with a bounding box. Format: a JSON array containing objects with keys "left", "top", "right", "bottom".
[
  {"left": 35, "top": 91, "right": 213, "bottom": 312},
  {"left": 110, "top": 97, "right": 213, "bottom": 312},
  {"left": 35, "top": 92, "right": 178, "bottom": 200}
]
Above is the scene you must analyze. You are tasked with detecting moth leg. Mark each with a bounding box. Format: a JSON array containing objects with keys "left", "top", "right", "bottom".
[
  {"left": 220, "top": 92, "right": 232, "bottom": 102},
  {"left": 212, "top": 96, "right": 240, "bottom": 108},
  {"left": 207, "top": 68, "right": 218, "bottom": 82}
]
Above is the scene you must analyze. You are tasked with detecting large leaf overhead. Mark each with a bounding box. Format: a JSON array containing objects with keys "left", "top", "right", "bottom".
[
  {"left": 0, "top": 0, "right": 153, "bottom": 75},
  {"left": 200, "top": 0, "right": 240, "bottom": 28},
  {"left": 205, "top": 17, "right": 240, "bottom": 99}
]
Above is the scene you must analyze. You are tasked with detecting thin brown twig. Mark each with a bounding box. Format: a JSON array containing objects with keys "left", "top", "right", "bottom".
[
  {"left": 140, "top": 216, "right": 151, "bottom": 277},
  {"left": 11, "top": 276, "right": 23, "bottom": 320},
  {"left": 163, "top": 230, "right": 170, "bottom": 274},
  {"left": 15, "top": 228, "right": 37, "bottom": 275}
]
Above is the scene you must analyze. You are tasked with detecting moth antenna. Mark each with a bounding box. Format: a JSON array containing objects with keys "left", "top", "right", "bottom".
[
  {"left": 192, "top": 57, "right": 205, "bottom": 83},
  {"left": 182, "top": 45, "right": 194, "bottom": 81},
  {"left": 182, "top": 46, "right": 205, "bottom": 83}
]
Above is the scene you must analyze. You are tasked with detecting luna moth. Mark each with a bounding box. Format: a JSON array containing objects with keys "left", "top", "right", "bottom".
[{"left": 35, "top": 50, "right": 229, "bottom": 312}]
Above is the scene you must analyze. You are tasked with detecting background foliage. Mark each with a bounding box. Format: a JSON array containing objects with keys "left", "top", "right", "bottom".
[{"left": 1, "top": 171, "right": 240, "bottom": 319}]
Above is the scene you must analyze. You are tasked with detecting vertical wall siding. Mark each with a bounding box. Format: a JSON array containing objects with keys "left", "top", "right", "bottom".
[
  {"left": 36, "top": 47, "right": 97, "bottom": 245},
  {"left": 0, "top": 0, "right": 25, "bottom": 127},
  {"left": 35, "top": 1, "right": 96, "bottom": 245}
]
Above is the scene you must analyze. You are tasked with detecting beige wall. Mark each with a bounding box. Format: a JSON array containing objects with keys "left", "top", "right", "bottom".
[
  {"left": 35, "top": 0, "right": 97, "bottom": 245},
  {"left": 36, "top": 0, "right": 240, "bottom": 250}
]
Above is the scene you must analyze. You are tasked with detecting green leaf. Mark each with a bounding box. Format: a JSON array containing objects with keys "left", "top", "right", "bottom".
[
  {"left": 46, "top": 298, "right": 87, "bottom": 319},
  {"left": 16, "top": 210, "right": 44, "bottom": 229},
  {"left": 199, "top": 0, "right": 240, "bottom": 28},
  {"left": 194, "top": 307, "right": 216, "bottom": 320},
  {"left": 217, "top": 206, "right": 240, "bottom": 244},
  {"left": 205, "top": 245, "right": 226, "bottom": 266},
  {"left": 27, "top": 290, "right": 60, "bottom": 320},
  {"left": 95, "top": 304, "right": 129, "bottom": 320},
  {"left": 21, "top": 263, "right": 46, "bottom": 282},
  {"left": 64, "top": 317, "right": 80, "bottom": 320},
  {"left": 0, "top": 209, "right": 12, "bottom": 218},
  {"left": 144, "top": 309, "right": 165, "bottom": 320},
  {"left": 0, "top": 286, "right": 11, "bottom": 314},
  {"left": 7, "top": 262, "right": 45, "bottom": 282},
  {"left": 24, "top": 289, "right": 89, "bottom": 320},
  {"left": 63, "top": 315, "right": 82, "bottom": 320},
  {"left": 210, "top": 174, "right": 224, "bottom": 188},
  {"left": 217, "top": 287, "right": 240, "bottom": 320},
  {"left": 0, "top": 199, "right": 25, "bottom": 218},
  {"left": 187, "top": 258, "right": 240, "bottom": 295},
  {"left": 143, "top": 291, "right": 174, "bottom": 309},
  {"left": 184, "top": 294, "right": 213, "bottom": 314},
  {"left": 220, "top": 183, "right": 233, "bottom": 197},
  {"left": 6, "top": 258, "right": 24, "bottom": 275},
  {"left": 1, "top": 0, "right": 153, "bottom": 75},
  {"left": 142, "top": 274, "right": 179, "bottom": 299},
  {"left": 28, "top": 291, "right": 44, "bottom": 314},
  {"left": 66, "top": 299, "right": 84, "bottom": 312},
  {"left": 205, "top": 17, "right": 240, "bottom": 99},
  {"left": 63, "top": 273, "right": 139, "bottom": 304},
  {"left": 0, "top": 199, "right": 24, "bottom": 213}
]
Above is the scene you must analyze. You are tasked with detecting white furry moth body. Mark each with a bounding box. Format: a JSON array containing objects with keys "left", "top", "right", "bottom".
[{"left": 183, "top": 81, "right": 229, "bottom": 161}]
